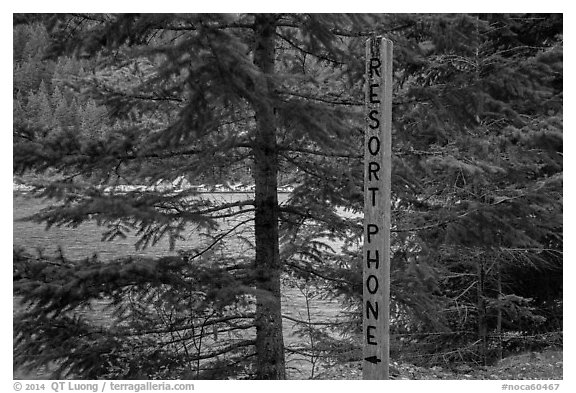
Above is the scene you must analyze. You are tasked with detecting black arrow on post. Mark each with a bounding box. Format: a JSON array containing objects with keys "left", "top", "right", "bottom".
[{"left": 364, "top": 356, "right": 382, "bottom": 364}]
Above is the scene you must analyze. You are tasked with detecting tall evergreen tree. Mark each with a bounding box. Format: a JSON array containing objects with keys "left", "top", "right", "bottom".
[{"left": 14, "top": 13, "right": 376, "bottom": 379}]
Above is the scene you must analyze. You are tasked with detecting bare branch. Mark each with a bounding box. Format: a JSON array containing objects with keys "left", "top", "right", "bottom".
[{"left": 282, "top": 314, "right": 347, "bottom": 326}]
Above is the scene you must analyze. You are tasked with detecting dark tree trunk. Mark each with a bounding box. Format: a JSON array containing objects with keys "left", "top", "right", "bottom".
[
  {"left": 496, "top": 259, "right": 503, "bottom": 362},
  {"left": 477, "top": 257, "right": 488, "bottom": 366},
  {"left": 251, "top": 14, "right": 286, "bottom": 380}
]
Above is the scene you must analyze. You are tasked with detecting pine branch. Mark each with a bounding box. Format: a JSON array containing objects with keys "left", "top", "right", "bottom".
[
  {"left": 159, "top": 324, "right": 254, "bottom": 346},
  {"left": 119, "top": 313, "right": 256, "bottom": 336},
  {"left": 284, "top": 260, "right": 353, "bottom": 286},
  {"left": 147, "top": 19, "right": 255, "bottom": 32},
  {"left": 69, "top": 13, "right": 109, "bottom": 23},
  {"left": 165, "top": 200, "right": 255, "bottom": 217},
  {"left": 393, "top": 195, "right": 527, "bottom": 233},
  {"left": 177, "top": 339, "right": 256, "bottom": 362},
  {"left": 275, "top": 18, "right": 416, "bottom": 37},
  {"left": 278, "top": 153, "right": 327, "bottom": 182},
  {"left": 135, "top": 142, "right": 253, "bottom": 160},
  {"left": 104, "top": 90, "right": 185, "bottom": 103},
  {"left": 207, "top": 209, "right": 257, "bottom": 220},
  {"left": 278, "top": 145, "right": 361, "bottom": 159},
  {"left": 107, "top": 140, "right": 253, "bottom": 164},
  {"left": 148, "top": 340, "right": 256, "bottom": 361},
  {"left": 275, "top": 31, "right": 345, "bottom": 65},
  {"left": 277, "top": 89, "right": 363, "bottom": 106},
  {"left": 186, "top": 218, "right": 254, "bottom": 262}
]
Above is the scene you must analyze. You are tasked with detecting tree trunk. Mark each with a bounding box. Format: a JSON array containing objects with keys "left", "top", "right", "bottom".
[
  {"left": 477, "top": 257, "right": 488, "bottom": 366},
  {"left": 251, "top": 14, "right": 286, "bottom": 380},
  {"left": 496, "top": 258, "right": 503, "bottom": 362}
]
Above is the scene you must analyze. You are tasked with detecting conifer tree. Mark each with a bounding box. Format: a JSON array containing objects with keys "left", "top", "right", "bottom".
[
  {"left": 13, "top": 23, "right": 53, "bottom": 94},
  {"left": 14, "top": 13, "right": 376, "bottom": 379}
]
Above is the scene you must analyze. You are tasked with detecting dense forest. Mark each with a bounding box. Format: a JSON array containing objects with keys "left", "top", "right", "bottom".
[{"left": 13, "top": 13, "right": 562, "bottom": 379}]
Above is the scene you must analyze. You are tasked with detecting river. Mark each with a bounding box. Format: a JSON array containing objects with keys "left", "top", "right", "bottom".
[{"left": 13, "top": 192, "right": 348, "bottom": 379}]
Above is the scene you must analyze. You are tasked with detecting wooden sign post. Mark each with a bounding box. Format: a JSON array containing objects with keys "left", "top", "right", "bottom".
[{"left": 363, "top": 36, "right": 392, "bottom": 380}]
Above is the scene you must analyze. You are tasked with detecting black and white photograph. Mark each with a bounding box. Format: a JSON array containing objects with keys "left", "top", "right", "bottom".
[{"left": 11, "top": 10, "right": 563, "bottom": 384}]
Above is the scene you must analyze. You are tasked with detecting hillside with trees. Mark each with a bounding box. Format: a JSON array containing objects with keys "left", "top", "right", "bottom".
[{"left": 13, "top": 13, "right": 562, "bottom": 379}]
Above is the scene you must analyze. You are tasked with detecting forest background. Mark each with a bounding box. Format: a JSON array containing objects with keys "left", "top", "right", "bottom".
[{"left": 9, "top": 9, "right": 565, "bottom": 382}]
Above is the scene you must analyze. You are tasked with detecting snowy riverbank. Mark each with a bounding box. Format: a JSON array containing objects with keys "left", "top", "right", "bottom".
[{"left": 13, "top": 179, "right": 294, "bottom": 194}]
